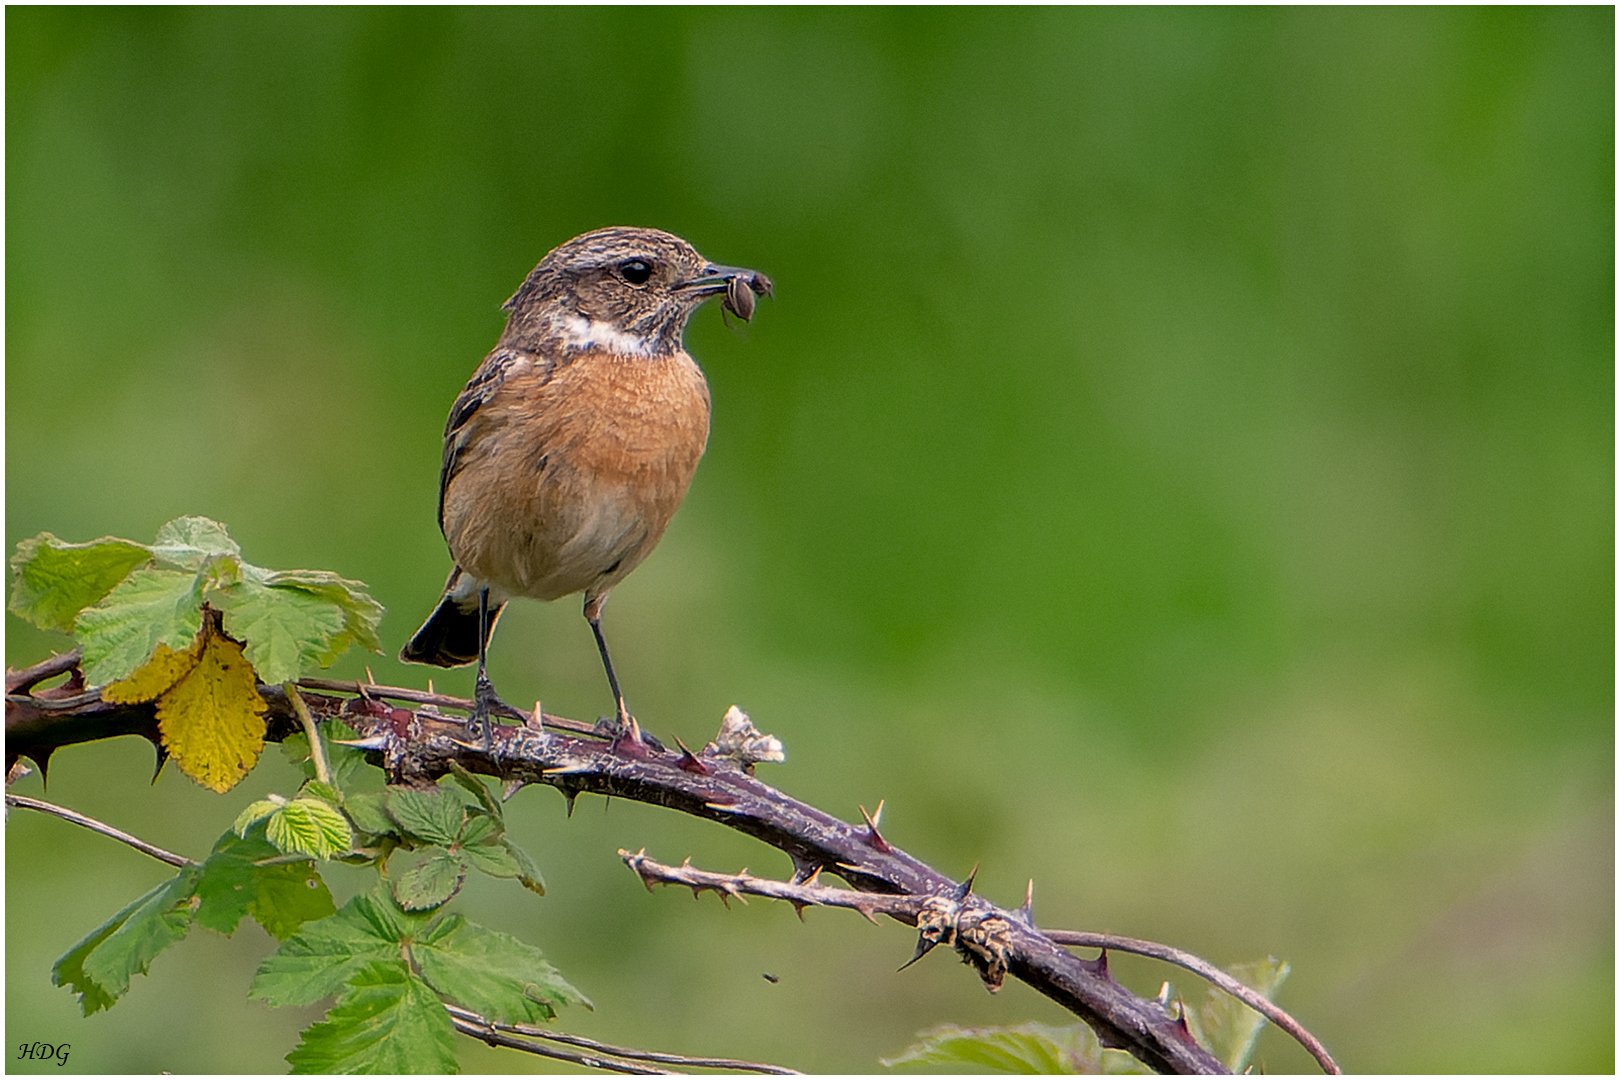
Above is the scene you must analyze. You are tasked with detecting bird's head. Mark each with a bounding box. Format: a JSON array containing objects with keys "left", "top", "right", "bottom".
[{"left": 502, "top": 226, "right": 771, "bottom": 356}]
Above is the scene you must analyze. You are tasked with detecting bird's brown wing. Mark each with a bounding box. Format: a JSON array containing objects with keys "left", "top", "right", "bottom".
[{"left": 437, "top": 347, "right": 555, "bottom": 533}]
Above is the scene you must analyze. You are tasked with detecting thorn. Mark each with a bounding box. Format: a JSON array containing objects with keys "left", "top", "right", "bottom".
[
  {"left": 332, "top": 736, "right": 391, "bottom": 750},
  {"left": 364, "top": 666, "right": 377, "bottom": 686},
  {"left": 427, "top": 678, "right": 434, "bottom": 696},
  {"left": 790, "top": 902, "right": 808, "bottom": 921},
  {"left": 1016, "top": 879, "right": 1035, "bottom": 925},
  {"left": 854, "top": 904, "right": 880, "bottom": 925},
  {"left": 1172, "top": 998, "right": 1198, "bottom": 1045},
  {"left": 955, "top": 864, "right": 979, "bottom": 900},
  {"left": 502, "top": 778, "right": 524, "bottom": 801},
  {"left": 898, "top": 937, "right": 939, "bottom": 971},
  {"left": 562, "top": 789, "right": 578, "bottom": 817},
  {"left": 871, "top": 798, "right": 884, "bottom": 826},
  {"left": 858, "top": 803, "right": 891, "bottom": 853},
  {"left": 672, "top": 735, "right": 709, "bottom": 774},
  {"left": 1090, "top": 947, "right": 1112, "bottom": 981},
  {"left": 680, "top": 856, "right": 693, "bottom": 869},
  {"left": 528, "top": 702, "right": 545, "bottom": 730}
]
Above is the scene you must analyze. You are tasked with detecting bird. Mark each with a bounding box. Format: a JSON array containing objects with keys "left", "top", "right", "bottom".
[{"left": 400, "top": 226, "right": 771, "bottom": 746}]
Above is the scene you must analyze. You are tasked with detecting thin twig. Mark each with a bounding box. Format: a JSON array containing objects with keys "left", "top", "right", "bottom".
[
  {"left": 6, "top": 793, "right": 194, "bottom": 868},
  {"left": 444, "top": 1004, "right": 801, "bottom": 1074},
  {"left": 1041, "top": 930, "right": 1341, "bottom": 1075},
  {"left": 447, "top": 1010, "right": 662, "bottom": 1074},
  {"left": 284, "top": 683, "right": 331, "bottom": 785}
]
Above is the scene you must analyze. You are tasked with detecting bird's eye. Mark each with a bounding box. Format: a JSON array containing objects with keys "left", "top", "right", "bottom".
[{"left": 619, "top": 259, "right": 653, "bottom": 286}]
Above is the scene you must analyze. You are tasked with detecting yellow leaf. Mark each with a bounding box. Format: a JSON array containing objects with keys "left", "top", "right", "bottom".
[
  {"left": 157, "top": 632, "right": 268, "bottom": 793},
  {"left": 103, "top": 637, "right": 203, "bottom": 704}
]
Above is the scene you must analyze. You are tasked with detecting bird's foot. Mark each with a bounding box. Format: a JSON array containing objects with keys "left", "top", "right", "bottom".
[{"left": 469, "top": 671, "right": 509, "bottom": 755}]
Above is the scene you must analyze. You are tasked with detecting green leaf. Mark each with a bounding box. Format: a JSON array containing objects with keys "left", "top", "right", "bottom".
[
  {"left": 386, "top": 786, "right": 465, "bottom": 846},
  {"left": 191, "top": 828, "right": 335, "bottom": 940},
  {"left": 194, "top": 831, "right": 278, "bottom": 934},
  {"left": 251, "top": 860, "right": 338, "bottom": 941},
  {"left": 75, "top": 567, "right": 204, "bottom": 684},
  {"left": 266, "top": 798, "right": 353, "bottom": 859},
  {"left": 458, "top": 840, "right": 518, "bottom": 879},
  {"left": 343, "top": 791, "right": 399, "bottom": 837},
  {"left": 8, "top": 533, "right": 152, "bottom": 632},
  {"left": 150, "top": 516, "right": 241, "bottom": 568},
  {"left": 302, "top": 780, "right": 345, "bottom": 806},
  {"left": 391, "top": 848, "right": 467, "bottom": 911},
  {"left": 263, "top": 568, "right": 386, "bottom": 658},
  {"left": 285, "top": 961, "right": 458, "bottom": 1075},
  {"left": 252, "top": 886, "right": 432, "bottom": 1008},
  {"left": 235, "top": 797, "right": 285, "bottom": 837},
  {"left": 414, "top": 914, "right": 590, "bottom": 1023},
  {"left": 506, "top": 839, "right": 546, "bottom": 896},
  {"left": 218, "top": 579, "right": 347, "bottom": 685},
  {"left": 1190, "top": 958, "right": 1290, "bottom": 1073},
  {"left": 51, "top": 879, "right": 175, "bottom": 1015},
  {"left": 53, "top": 868, "right": 200, "bottom": 1015},
  {"left": 882, "top": 1022, "right": 1150, "bottom": 1074},
  {"left": 458, "top": 810, "right": 500, "bottom": 847}
]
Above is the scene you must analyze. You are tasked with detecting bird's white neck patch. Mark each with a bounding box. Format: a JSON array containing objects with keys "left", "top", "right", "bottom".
[{"left": 559, "top": 315, "right": 659, "bottom": 357}]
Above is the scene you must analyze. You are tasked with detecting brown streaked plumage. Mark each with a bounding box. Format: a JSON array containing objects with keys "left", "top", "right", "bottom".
[{"left": 401, "top": 226, "right": 771, "bottom": 742}]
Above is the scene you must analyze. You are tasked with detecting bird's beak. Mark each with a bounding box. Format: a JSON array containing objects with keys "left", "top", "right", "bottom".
[{"left": 680, "top": 264, "right": 774, "bottom": 299}]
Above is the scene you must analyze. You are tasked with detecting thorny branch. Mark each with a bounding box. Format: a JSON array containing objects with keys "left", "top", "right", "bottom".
[
  {"left": 619, "top": 852, "right": 1339, "bottom": 1075},
  {"left": 6, "top": 653, "right": 1339, "bottom": 1075}
]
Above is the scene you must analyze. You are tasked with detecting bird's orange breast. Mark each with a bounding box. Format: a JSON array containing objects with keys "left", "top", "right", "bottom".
[{"left": 440, "top": 347, "right": 711, "bottom": 603}]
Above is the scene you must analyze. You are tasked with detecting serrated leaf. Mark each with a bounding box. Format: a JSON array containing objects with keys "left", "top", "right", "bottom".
[
  {"left": 414, "top": 914, "right": 590, "bottom": 1022},
  {"left": 262, "top": 569, "right": 386, "bottom": 657},
  {"left": 103, "top": 637, "right": 204, "bottom": 704},
  {"left": 1191, "top": 957, "right": 1290, "bottom": 1073},
  {"left": 8, "top": 532, "right": 152, "bottom": 632},
  {"left": 235, "top": 797, "right": 285, "bottom": 837},
  {"left": 285, "top": 961, "right": 458, "bottom": 1075},
  {"left": 391, "top": 849, "right": 467, "bottom": 910},
  {"left": 882, "top": 1022, "right": 1150, "bottom": 1074},
  {"left": 150, "top": 516, "right": 240, "bottom": 568},
  {"left": 52, "top": 868, "right": 200, "bottom": 1015},
  {"left": 251, "top": 886, "right": 432, "bottom": 1008},
  {"left": 251, "top": 861, "right": 338, "bottom": 941},
  {"left": 157, "top": 631, "right": 268, "bottom": 793},
  {"left": 218, "top": 578, "right": 347, "bottom": 685},
  {"left": 75, "top": 567, "right": 204, "bottom": 685},
  {"left": 267, "top": 798, "right": 353, "bottom": 859},
  {"left": 51, "top": 879, "right": 176, "bottom": 1016},
  {"left": 343, "top": 791, "right": 399, "bottom": 837},
  {"left": 386, "top": 786, "right": 465, "bottom": 846}
]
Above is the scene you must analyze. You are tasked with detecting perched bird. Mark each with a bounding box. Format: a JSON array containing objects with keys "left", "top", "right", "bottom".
[{"left": 401, "top": 226, "right": 771, "bottom": 744}]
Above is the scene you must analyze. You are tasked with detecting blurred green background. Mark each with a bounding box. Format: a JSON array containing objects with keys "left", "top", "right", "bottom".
[{"left": 6, "top": 7, "right": 1612, "bottom": 1074}]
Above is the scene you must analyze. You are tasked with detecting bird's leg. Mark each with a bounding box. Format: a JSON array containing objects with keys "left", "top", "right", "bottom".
[
  {"left": 584, "top": 594, "right": 642, "bottom": 746},
  {"left": 471, "top": 588, "right": 498, "bottom": 752}
]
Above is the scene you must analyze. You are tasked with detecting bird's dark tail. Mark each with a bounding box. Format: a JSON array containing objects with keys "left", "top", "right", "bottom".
[{"left": 400, "top": 591, "right": 504, "bottom": 668}]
